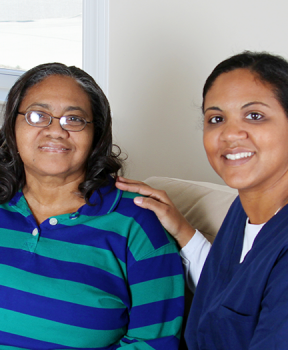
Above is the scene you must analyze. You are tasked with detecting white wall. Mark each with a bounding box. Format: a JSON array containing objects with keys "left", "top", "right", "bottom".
[{"left": 109, "top": 0, "right": 288, "bottom": 184}]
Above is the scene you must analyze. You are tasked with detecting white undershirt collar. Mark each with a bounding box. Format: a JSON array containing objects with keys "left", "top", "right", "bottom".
[{"left": 240, "top": 218, "right": 265, "bottom": 263}]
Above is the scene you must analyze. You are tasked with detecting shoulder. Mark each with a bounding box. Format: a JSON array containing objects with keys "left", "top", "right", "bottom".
[
  {"left": 82, "top": 184, "right": 178, "bottom": 257},
  {"left": 212, "top": 196, "right": 246, "bottom": 242},
  {"left": 115, "top": 190, "right": 179, "bottom": 260},
  {"left": 117, "top": 190, "right": 176, "bottom": 238},
  {"left": 116, "top": 191, "right": 156, "bottom": 218}
]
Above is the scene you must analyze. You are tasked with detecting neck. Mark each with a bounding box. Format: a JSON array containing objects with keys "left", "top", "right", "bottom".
[
  {"left": 23, "top": 174, "right": 86, "bottom": 224},
  {"left": 239, "top": 187, "right": 288, "bottom": 224}
]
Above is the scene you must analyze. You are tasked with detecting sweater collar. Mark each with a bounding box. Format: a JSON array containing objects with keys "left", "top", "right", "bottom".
[{"left": 9, "top": 178, "right": 123, "bottom": 218}]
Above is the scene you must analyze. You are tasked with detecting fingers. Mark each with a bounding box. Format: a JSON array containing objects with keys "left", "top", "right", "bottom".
[
  {"left": 134, "top": 196, "right": 164, "bottom": 211},
  {"left": 133, "top": 196, "right": 174, "bottom": 224},
  {"left": 115, "top": 177, "right": 144, "bottom": 192},
  {"left": 116, "top": 176, "right": 142, "bottom": 185},
  {"left": 116, "top": 177, "right": 196, "bottom": 247},
  {"left": 133, "top": 196, "right": 171, "bottom": 212},
  {"left": 116, "top": 181, "right": 151, "bottom": 196},
  {"left": 133, "top": 195, "right": 196, "bottom": 246},
  {"left": 116, "top": 177, "right": 168, "bottom": 202},
  {"left": 116, "top": 176, "right": 174, "bottom": 210}
]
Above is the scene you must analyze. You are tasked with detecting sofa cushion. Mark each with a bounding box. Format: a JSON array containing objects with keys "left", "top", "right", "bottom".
[{"left": 144, "top": 176, "right": 237, "bottom": 243}]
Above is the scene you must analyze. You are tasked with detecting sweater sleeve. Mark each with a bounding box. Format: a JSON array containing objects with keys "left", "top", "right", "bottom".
[
  {"left": 249, "top": 249, "right": 288, "bottom": 349},
  {"left": 114, "top": 196, "right": 185, "bottom": 349},
  {"left": 180, "top": 230, "right": 211, "bottom": 292},
  {"left": 115, "top": 242, "right": 185, "bottom": 349}
]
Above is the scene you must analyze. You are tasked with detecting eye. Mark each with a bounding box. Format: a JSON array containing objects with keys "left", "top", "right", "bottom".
[
  {"left": 28, "top": 111, "right": 49, "bottom": 123},
  {"left": 64, "top": 116, "right": 85, "bottom": 125},
  {"left": 246, "top": 112, "right": 263, "bottom": 120},
  {"left": 208, "top": 116, "right": 224, "bottom": 124}
]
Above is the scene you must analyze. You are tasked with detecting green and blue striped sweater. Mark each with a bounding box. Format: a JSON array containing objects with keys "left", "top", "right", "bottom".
[{"left": 0, "top": 181, "right": 184, "bottom": 349}]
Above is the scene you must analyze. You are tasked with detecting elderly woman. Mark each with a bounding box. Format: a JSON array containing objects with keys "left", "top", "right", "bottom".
[
  {"left": 0, "top": 63, "right": 184, "bottom": 349},
  {"left": 116, "top": 51, "right": 288, "bottom": 349}
]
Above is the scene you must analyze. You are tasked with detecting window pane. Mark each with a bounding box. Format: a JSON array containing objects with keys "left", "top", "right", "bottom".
[{"left": 0, "top": 0, "right": 82, "bottom": 71}]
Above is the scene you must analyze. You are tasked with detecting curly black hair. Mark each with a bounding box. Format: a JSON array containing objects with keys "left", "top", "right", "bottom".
[{"left": 0, "top": 63, "right": 123, "bottom": 204}]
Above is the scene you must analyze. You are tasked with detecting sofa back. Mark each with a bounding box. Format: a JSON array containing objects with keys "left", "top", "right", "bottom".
[{"left": 144, "top": 176, "right": 238, "bottom": 243}]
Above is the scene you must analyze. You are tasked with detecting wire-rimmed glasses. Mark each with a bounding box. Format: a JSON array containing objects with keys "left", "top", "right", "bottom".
[{"left": 18, "top": 110, "right": 93, "bottom": 132}]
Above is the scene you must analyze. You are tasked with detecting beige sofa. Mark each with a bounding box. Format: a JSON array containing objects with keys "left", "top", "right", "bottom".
[{"left": 144, "top": 176, "right": 238, "bottom": 349}]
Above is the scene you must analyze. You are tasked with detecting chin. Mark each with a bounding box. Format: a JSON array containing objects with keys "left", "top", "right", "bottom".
[{"left": 219, "top": 174, "right": 248, "bottom": 190}]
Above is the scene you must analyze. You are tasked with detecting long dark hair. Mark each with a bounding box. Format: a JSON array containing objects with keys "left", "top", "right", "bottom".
[
  {"left": 202, "top": 51, "right": 288, "bottom": 117},
  {"left": 0, "top": 63, "right": 123, "bottom": 204}
]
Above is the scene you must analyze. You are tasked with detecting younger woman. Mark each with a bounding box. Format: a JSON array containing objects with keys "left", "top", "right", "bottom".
[{"left": 117, "top": 51, "right": 288, "bottom": 349}]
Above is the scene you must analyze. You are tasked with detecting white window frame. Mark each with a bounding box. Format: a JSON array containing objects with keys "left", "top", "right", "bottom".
[
  {"left": 83, "top": 0, "right": 109, "bottom": 96},
  {"left": 0, "top": 0, "right": 109, "bottom": 104},
  {"left": 0, "top": 68, "right": 25, "bottom": 104}
]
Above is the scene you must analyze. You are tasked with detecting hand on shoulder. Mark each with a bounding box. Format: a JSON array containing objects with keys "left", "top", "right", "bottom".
[{"left": 116, "top": 177, "right": 196, "bottom": 247}]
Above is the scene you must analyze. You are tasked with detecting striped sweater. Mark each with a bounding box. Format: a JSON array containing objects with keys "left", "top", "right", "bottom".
[{"left": 0, "top": 181, "right": 184, "bottom": 349}]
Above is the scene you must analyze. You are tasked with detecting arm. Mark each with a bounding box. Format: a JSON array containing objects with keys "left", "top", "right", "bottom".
[
  {"left": 181, "top": 230, "right": 211, "bottom": 292},
  {"left": 116, "top": 177, "right": 196, "bottom": 248},
  {"left": 117, "top": 246, "right": 185, "bottom": 349},
  {"left": 115, "top": 197, "right": 185, "bottom": 349}
]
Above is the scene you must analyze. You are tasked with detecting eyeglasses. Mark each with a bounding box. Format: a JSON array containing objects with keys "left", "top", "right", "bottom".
[{"left": 18, "top": 110, "right": 93, "bottom": 132}]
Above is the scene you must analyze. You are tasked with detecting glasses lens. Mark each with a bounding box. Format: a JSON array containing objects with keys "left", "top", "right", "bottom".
[
  {"left": 26, "top": 111, "right": 50, "bottom": 127},
  {"left": 60, "top": 116, "right": 86, "bottom": 131}
]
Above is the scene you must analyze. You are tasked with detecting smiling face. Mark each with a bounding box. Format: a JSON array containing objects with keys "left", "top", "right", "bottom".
[
  {"left": 15, "top": 75, "right": 94, "bottom": 183},
  {"left": 203, "top": 68, "right": 288, "bottom": 193}
]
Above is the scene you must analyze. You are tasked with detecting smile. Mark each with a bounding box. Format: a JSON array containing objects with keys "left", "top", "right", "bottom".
[
  {"left": 225, "top": 152, "right": 254, "bottom": 160},
  {"left": 40, "top": 146, "right": 69, "bottom": 151}
]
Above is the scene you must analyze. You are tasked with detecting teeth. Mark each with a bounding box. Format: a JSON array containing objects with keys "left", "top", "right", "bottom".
[
  {"left": 41, "top": 147, "right": 68, "bottom": 151},
  {"left": 225, "top": 152, "right": 253, "bottom": 160}
]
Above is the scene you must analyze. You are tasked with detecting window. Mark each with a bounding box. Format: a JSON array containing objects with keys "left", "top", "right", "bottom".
[
  {"left": 0, "top": 0, "right": 82, "bottom": 72},
  {"left": 0, "top": 0, "right": 109, "bottom": 108}
]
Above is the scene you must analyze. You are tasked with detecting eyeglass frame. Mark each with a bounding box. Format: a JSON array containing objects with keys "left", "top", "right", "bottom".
[{"left": 17, "top": 110, "right": 94, "bottom": 132}]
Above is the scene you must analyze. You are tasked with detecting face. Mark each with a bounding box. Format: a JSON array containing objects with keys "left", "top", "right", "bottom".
[
  {"left": 203, "top": 68, "right": 288, "bottom": 193},
  {"left": 15, "top": 75, "right": 94, "bottom": 182}
]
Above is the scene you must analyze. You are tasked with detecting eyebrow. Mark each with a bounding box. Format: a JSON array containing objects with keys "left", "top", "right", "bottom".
[
  {"left": 203, "top": 101, "right": 270, "bottom": 114},
  {"left": 26, "top": 103, "right": 50, "bottom": 110},
  {"left": 241, "top": 101, "right": 270, "bottom": 109},
  {"left": 203, "top": 106, "right": 222, "bottom": 114},
  {"left": 26, "top": 103, "right": 88, "bottom": 116}
]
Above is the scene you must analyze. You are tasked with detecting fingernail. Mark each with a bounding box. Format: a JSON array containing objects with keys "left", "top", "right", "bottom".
[{"left": 134, "top": 197, "right": 143, "bottom": 204}]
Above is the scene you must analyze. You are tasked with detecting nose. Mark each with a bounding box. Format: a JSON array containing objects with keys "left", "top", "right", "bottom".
[
  {"left": 43, "top": 117, "right": 68, "bottom": 138},
  {"left": 220, "top": 120, "right": 248, "bottom": 143}
]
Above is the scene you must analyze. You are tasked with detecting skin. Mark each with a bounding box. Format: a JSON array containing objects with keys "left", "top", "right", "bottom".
[
  {"left": 15, "top": 75, "right": 94, "bottom": 224},
  {"left": 116, "top": 68, "right": 288, "bottom": 245}
]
